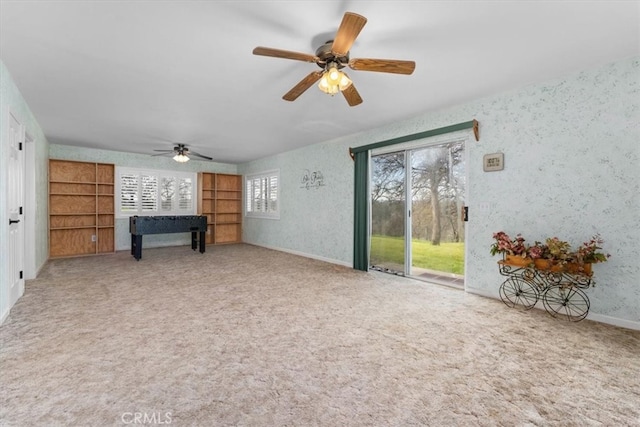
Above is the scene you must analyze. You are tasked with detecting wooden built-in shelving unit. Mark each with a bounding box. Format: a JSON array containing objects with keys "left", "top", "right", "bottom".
[
  {"left": 197, "top": 173, "right": 242, "bottom": 244},
  {"left": 49, "top": 159, "right": 115, "bottom": 258}
]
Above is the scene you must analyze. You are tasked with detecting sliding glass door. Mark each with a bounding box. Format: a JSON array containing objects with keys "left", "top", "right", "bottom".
[
  {"left": 370, "top": 140, "right": 466, "bottom": 285},
  {"left": 370, "top": 151, "right": 406, "bottom": 275},
  {"left": 409, "top": 141, "right": 465, "bottom": 283}
]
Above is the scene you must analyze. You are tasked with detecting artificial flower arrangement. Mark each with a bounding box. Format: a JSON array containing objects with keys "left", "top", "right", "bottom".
[
  {"left": 489, "top": 231, "right": 527, "bottom": 257},
  {"left": 490, "top": 231, "right": 610, "bottom": 274}
]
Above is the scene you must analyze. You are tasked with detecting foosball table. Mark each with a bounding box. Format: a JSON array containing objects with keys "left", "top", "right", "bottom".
[{"left": 129, "top": 215, "right": 207, "bottom": 260}]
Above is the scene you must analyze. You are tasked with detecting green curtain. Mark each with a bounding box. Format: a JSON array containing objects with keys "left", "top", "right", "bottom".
[{"left": 353, "top": 150, "right": 369, "bottom": 271}]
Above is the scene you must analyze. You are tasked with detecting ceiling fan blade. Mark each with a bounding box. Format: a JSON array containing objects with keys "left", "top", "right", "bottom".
[
  {"left": 252, "top": 46, "right": 318, "bottom": 63},
  {"left": 188, "top": 150, "right": 213, "bottom": 161},
  {"left": 153, "top": 149, "right": 175, "bottom": 152},
  {"left": 283, "top": 71, "right": 324, "bottom": 101},
  {"left": 342, "top": 81, "right": 363, "bottom": 107},
  {"left": 331, "top": 12, "right": 367, "bottom": 57},
  {"left": 349, "top": 58, "right": 416, "bottom": 74},
  {"left": 151, "top": 152, "right": 174, "bottom": 157},
  {"left": 348, "top": 58, "right": 416, "bottom": 75}
]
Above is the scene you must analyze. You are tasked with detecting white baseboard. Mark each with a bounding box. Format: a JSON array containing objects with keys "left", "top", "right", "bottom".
[
  {"left": 464, "top": 287, "right": 498, "bottom": 299},
  {"left": 586, "top": 313, "right": 640, "bottom": 331},
  {"left": 245, "top": 242, "right": 351, "bottom": 268},
  {"left": 465, "top": 288, "right": 640, "bottom": 331},
  {"left": 0, "top": 308, "right": 8, "bottom": 326},
  {"left": 34, "top": 259, "right": 46, "bottom": 278}
]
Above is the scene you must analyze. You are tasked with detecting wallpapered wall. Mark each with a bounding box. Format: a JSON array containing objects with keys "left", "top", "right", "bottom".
[
  {"left": 240, "top": 141, "right": 355, "bottom": 266},
  {"left": 49, "top": 144, "right": 237, "bottom": 251},
  {"left": 239, "top": 56, "right": 639, "bottom": 328}
]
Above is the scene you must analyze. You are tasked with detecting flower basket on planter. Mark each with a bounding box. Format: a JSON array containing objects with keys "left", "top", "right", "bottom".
[
  {"left": 565, "top": 262, "right": 593, "bottom": 276},
  {"left": 490, "top": 232, "right": 527, "bottom": 257},
  {"left": 534, "top": 258, "right": 559, "bottom": 271},
  {"left": 504, "top": 254, "right": 533, "bottom": 267},
  {"left": 492, "top": 232, "right": 608, "bottom": 278},
  {"left": 495, "top": 232, "right": 607, "bottom": 321}
]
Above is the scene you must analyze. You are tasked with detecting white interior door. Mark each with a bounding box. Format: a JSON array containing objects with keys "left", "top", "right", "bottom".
[{"left": 7, "top": 111, "right": 25, "bottom": 307}]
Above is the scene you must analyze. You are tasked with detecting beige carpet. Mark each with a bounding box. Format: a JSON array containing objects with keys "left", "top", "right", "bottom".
[{"left": 1, "top": 244, "right": 639, "bottom": 426}]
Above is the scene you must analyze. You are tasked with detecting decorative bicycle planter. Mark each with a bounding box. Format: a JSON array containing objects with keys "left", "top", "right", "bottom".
[{"left": 497, "top": 258, "right": 593, "bottom": 322}]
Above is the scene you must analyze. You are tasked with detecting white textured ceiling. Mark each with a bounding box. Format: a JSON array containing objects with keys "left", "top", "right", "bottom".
[{"left": 1, "top": 1, "right": 638, "bottom": 164}]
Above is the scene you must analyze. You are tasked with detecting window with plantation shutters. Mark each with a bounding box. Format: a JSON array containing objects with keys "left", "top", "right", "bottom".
[
  {"left": 245, "top": 170, "right": 279, "bottom": 219},
  {"left": 116, "top": 167, "right": 197, "bottom": 217}
]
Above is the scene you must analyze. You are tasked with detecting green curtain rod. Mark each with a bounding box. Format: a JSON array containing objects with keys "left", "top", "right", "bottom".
[{"left": 349, "top": 119, "right": 479, "bottom": 158}]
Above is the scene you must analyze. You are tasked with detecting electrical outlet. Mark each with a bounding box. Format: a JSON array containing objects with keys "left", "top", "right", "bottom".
[
  {"left": 91, "top": 235, "right": 97, "bottom": 242},
  {"left": 478, "top": 202, "right": 491, "bottom": 212}
]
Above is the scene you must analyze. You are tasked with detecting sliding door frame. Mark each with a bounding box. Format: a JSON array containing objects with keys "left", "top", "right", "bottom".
[{"left": 351, "top": 120, "right": 478, "bottom": 271}]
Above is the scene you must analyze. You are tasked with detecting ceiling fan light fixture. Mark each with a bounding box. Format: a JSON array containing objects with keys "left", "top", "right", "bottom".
[
  {"left": 338, "top": 73, "right": 352, "bottom": 91},
  {"left": 328, "top": 66, "right": 341, "bottom": 83},
  {"left": 318, "top": 73, "right": 337, "bottom": 95},
  {"left": 173, "top": 153, "right": 190, "bottom": 163},
  {"left": 318, "top": 65, "right": 351, "bottom": 96}
]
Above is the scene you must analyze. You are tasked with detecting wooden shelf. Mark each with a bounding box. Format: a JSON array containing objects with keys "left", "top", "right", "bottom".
[
  {"left": 198, "top": 173, "right": 242, "bottom": 245},
  {"left": 49, "top": 160, "right": 115, "bottom": 258},
  {"left": 50, "top": 180, "right": 96, "bottom": 184},
  {"left": 49, "top": 192, "right": 96, "bottom": 196},
  {"left": 50, "top": 226, "right": 97, "bottom": 230},
  {"left": 51, "top": 212, "right": 98, "bottom": 216}
]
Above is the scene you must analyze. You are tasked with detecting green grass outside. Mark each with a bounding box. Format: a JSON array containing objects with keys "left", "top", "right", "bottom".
[{"left": 370, "top": 235, "right": 464, "bottom": 275}]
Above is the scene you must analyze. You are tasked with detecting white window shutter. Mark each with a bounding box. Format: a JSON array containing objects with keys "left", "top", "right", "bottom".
[
  {"left": 140, "top": 175, "right": 158, "bottom": 212},
  {"left": 178, "top": 178, "right": 192, "bottom": 210},
  {"left": 246, "top": 179, "right": 253, "bottom": 213},
  {"left": 160, "top": 177, "right": 175, "bottom": 211},
  {"left": 120, "top": 173, "right": 139, "bottom": 212},
  {"left": 268, "top": 175, "right": 278, "bottom": 212}
]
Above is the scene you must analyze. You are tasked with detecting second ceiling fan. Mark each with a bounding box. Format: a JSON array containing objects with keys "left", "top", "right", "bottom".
[
  {"left": 152, "top": 144, "right": 212, "bottom": 163},
  {"left": 253, "top": 12, "right": 415, "bottom": 107}
]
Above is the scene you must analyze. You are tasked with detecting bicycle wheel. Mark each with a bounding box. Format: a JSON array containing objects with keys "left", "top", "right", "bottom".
[
  {"left": 499, "top": 277, "right": 539, "bottom": 309},
  {"left": 542, "top": 285, "right": 590, "bottom": 321}
]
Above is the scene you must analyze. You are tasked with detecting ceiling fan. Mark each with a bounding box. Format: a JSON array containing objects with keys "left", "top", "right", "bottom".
[
  {"left": 253, "top": 11, "right": 415, "bottom": 107},
  {"left": 152, "top": 144, "right": 212, "bottom": 163}
]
